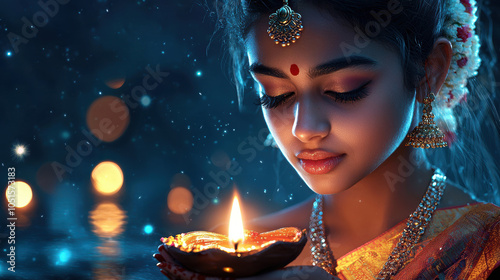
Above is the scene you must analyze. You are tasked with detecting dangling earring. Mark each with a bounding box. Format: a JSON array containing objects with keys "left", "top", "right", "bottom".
[
  {"left": 405, "top": 70, "right": 448, "bottom": 149},
  {"left": 405, "top": 91, "right": 448, "bottom": 149}
]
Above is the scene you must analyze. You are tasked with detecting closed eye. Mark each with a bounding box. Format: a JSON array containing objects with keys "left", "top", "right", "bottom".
[
  {"left": 324, "top": 80, "right": 371, "bottom": 103},
  {"left": 255, "top": 80, "right": 372, "bottom": 109},
  {"left": 254, "top": 91, "right": 295, "bottom": 109}
]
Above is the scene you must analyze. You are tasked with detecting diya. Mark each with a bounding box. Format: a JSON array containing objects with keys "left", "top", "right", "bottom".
[{"left": 160, "top": 196, "right": 307, "bottom": 277}]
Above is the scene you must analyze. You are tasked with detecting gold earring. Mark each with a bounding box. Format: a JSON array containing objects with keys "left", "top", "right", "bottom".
[
  {"left": 405, "top": 92, "right": 448, "bottom": 149},
  {"left": 267, "top": 0, "right": 303, "bottom": 47}
]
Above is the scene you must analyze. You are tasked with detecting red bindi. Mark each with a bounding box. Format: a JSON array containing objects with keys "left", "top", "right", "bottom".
[{"left": 290, "top": 64, "right": 299, "bottom": 76}]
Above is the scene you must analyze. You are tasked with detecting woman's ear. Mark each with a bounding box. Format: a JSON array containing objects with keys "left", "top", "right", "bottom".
[{"left": 416, "top": 38, "right": 453, "bottom": 103}]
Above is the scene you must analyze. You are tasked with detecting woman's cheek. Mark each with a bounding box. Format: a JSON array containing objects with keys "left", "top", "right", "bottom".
[
  {"left": 263, "top": 105, "right": 293, "bottom": 128},
  {"left": 262, "top": 109, "right": 282, "bottom": 143},
  {"left": 355, "top": 91, "right": 413, "bottom": 164},
  {"left": 262, "top": 108, "right": 295, "bottom": 150}
]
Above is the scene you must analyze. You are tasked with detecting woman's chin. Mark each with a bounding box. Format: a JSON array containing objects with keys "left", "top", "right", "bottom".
[
  {"left": 297, "top": 166, "right": 367, "bottom": 196},
  {"left": 308, "top": 185, "right": 351, "bottom": 196},
  {"left": 300, "top": 175, "right": 353, "bottom": 196}
]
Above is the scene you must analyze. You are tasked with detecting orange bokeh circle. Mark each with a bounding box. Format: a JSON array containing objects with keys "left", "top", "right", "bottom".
[
  {"left": 167, "top": 187, "right": 194, "bottom": 215},
  {"left": 105, "top": 78, "right": 126, "bottom": 89},
  {"left": 86, "top": 96, "right": 130, "bottom": 142}
]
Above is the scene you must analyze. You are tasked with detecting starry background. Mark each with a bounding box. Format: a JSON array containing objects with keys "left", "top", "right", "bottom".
[{"left": 0, "top": 1, "right": 499, "bottom": 279}]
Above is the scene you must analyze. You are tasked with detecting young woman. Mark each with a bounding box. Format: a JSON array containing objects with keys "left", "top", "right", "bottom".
[{"left": 154, "top": 0, "right": 500, "bottom": 279}]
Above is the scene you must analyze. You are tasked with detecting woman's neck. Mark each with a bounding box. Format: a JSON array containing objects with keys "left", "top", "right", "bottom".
[{"left": 322, "top": 146, "right": 434, "bottom": 244}]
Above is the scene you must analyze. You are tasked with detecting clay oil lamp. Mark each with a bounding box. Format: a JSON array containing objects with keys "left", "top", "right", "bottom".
[{"left": 161, "top": 195, "right": 307, "bottom": 277}]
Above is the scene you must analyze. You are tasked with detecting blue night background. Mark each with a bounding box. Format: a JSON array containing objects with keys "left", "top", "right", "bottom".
[{"left": 0, "top": 0, "right": 499, "bottom": 279}]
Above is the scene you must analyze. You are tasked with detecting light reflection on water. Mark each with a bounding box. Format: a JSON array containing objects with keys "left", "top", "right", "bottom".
[
  {"left": 98, "top": 240, "right": 121, "bottom": 257},
  {"left": 93, "top": 260, "right": 127, "bottom": 280},
  {"left": 13, "top": 198, "right": 165, "bottom": 279},
  {"left": 89, "top": 203, "right": 127, "bottom": 238},
  {"left": 89, "top": 202, "right": 127, "bottom": 280}
]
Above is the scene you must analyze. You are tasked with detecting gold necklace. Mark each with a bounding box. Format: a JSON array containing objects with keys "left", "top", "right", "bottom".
[{"left": 309, "top": 169, "right": 446, "bottom": 279}]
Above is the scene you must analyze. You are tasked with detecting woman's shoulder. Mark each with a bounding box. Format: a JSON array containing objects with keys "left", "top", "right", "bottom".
[
  {"left": 424, "top": 179, "right": 499, "bottom": 241},
  {"left": 434, "top": 178, "right": 499, "bottom": 229},
  {"left": 403, "top": 183, "right": 500, "bottom": 279}
]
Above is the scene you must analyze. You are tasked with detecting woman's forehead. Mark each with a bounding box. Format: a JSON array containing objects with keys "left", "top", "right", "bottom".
[{"left": 245, "top": 5, "right": 388, "bottom": 71}]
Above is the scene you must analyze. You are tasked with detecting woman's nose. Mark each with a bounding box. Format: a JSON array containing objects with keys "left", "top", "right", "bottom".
[{"left": 292, "top": 96, "right": 331, "bottom": 143}]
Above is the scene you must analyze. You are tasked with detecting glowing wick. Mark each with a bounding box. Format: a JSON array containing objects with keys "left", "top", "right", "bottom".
[{"left": 228, "top": 195, "right": 244, "bottom": 252}]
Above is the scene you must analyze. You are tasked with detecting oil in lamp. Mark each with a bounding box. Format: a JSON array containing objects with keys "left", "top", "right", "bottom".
[{"left": 161, "top": 195, "right": 307, "bottom": 277}]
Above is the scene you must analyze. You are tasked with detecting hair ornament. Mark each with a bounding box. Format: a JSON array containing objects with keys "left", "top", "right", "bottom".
[
  {"left": 436, "top": 0, "right": 481, "bottom": 109},
  {"left": 431, "top": 0, "right": 481, "bottom": 142},
  {"left": 267, "top": 0, "right": 303, "bottom": 47}
]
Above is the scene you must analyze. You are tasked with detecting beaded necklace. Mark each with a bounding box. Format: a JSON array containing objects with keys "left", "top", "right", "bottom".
[{"left": 309, "top": 169, "right": 446, "bottom": 279}]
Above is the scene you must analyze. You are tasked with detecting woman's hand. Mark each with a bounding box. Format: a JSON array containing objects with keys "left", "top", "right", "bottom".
[{"left": 153, "top": 244, "right": 339, "bottom": 280}]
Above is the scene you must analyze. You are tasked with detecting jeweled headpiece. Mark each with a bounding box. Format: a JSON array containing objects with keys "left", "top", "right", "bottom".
[{"left": 267, "top": 0, "right": 303, "bottom": 47}]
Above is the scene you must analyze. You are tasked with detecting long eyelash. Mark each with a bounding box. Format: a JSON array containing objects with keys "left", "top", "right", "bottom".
[
  {"left": 324, "top": 80, "right": 371, "bottom": 104},
  {"left": 254, "top": 80, "right": 372, "bottom": 109},
  {"left": 254, "top": 92, "right": 294, "bottom": 109}
]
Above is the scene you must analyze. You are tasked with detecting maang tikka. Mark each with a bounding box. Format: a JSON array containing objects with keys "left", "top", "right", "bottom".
[
  {"left": 267, "top": 0, "right": 303, "bottom": 47},
  {"left": 405, "top": 75, "right": 448, "bottom": 149}
]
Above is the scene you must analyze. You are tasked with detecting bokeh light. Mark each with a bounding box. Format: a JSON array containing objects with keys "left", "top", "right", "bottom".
[
  {"left": 61, "top": 131, "right": 70, "bottom": 140},
  {"left": 210, "top": 149, "right": 231, "bottom": 169},
  {"left": 86, "top": 96, "right": 130, "bottom": 142},
  {"left": 15, "top": 145, "right": 26, "bottom": 155},
  {"left": 91, "top": 161, "right": 124, "bottom": 195},
  {"left": 167, "top": 187, "right": 193, "bottom": 214},
  {"left": 12, "top": 143, "right": 29, "bottom": 160},
  {"left": 143, "top": 224, "right": 153, "bottom": 234},
  {"left": 105, "top": 78, "right": 126, "bottom": 89},
  {"left": 89, "top": 203, "right": 127, "bottom": 238},
  {"left": 5, "top": 181, "right": 33, "bottom": 208},
  {"left": 140, "top": 95, "right": 151, "bottom": 107},
  {"left": 56, "top": 249, "right": 71, "bottom": 265}
]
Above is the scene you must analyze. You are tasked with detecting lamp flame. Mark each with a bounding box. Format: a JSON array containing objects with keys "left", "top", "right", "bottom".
[{"left": 228, "top": 196, "right": 244, "bottom": 247}]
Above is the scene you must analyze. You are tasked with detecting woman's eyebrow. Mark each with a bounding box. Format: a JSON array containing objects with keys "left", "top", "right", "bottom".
[
  {"left": 248, "top": 56, "right": 377, "bottom": 79},
  {"left": 308, "top": 56, "right": 377, "bottom": 78},
  {"left": 248, "top": 63, "right": 288, "bottom": 79}
]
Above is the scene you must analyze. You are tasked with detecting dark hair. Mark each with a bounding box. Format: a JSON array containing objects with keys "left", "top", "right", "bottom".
[
  {"left": 215, "top": 0, "right": 449, "bottom": 106},
  {"left": 212, "top": 0, "right": 500, "bottom": 204}
]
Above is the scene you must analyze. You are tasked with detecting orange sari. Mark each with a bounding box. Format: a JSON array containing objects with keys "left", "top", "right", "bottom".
[{"left": 335, "top": 203, "right": 500, "bottom": 279}]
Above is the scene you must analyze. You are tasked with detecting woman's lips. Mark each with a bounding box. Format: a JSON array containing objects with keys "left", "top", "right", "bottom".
[{"left": 298, "top": 154, "right": 345, "bottom": 175}]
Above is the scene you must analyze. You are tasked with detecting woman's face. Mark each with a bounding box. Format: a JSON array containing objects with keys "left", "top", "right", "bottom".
[{"left": 246, "top": 5, "right": 417, "bottom": 194}]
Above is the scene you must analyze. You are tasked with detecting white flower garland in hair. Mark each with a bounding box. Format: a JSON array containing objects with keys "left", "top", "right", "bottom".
[{"left": 435, "top": 0, "right": 481, "bottom": 141}]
